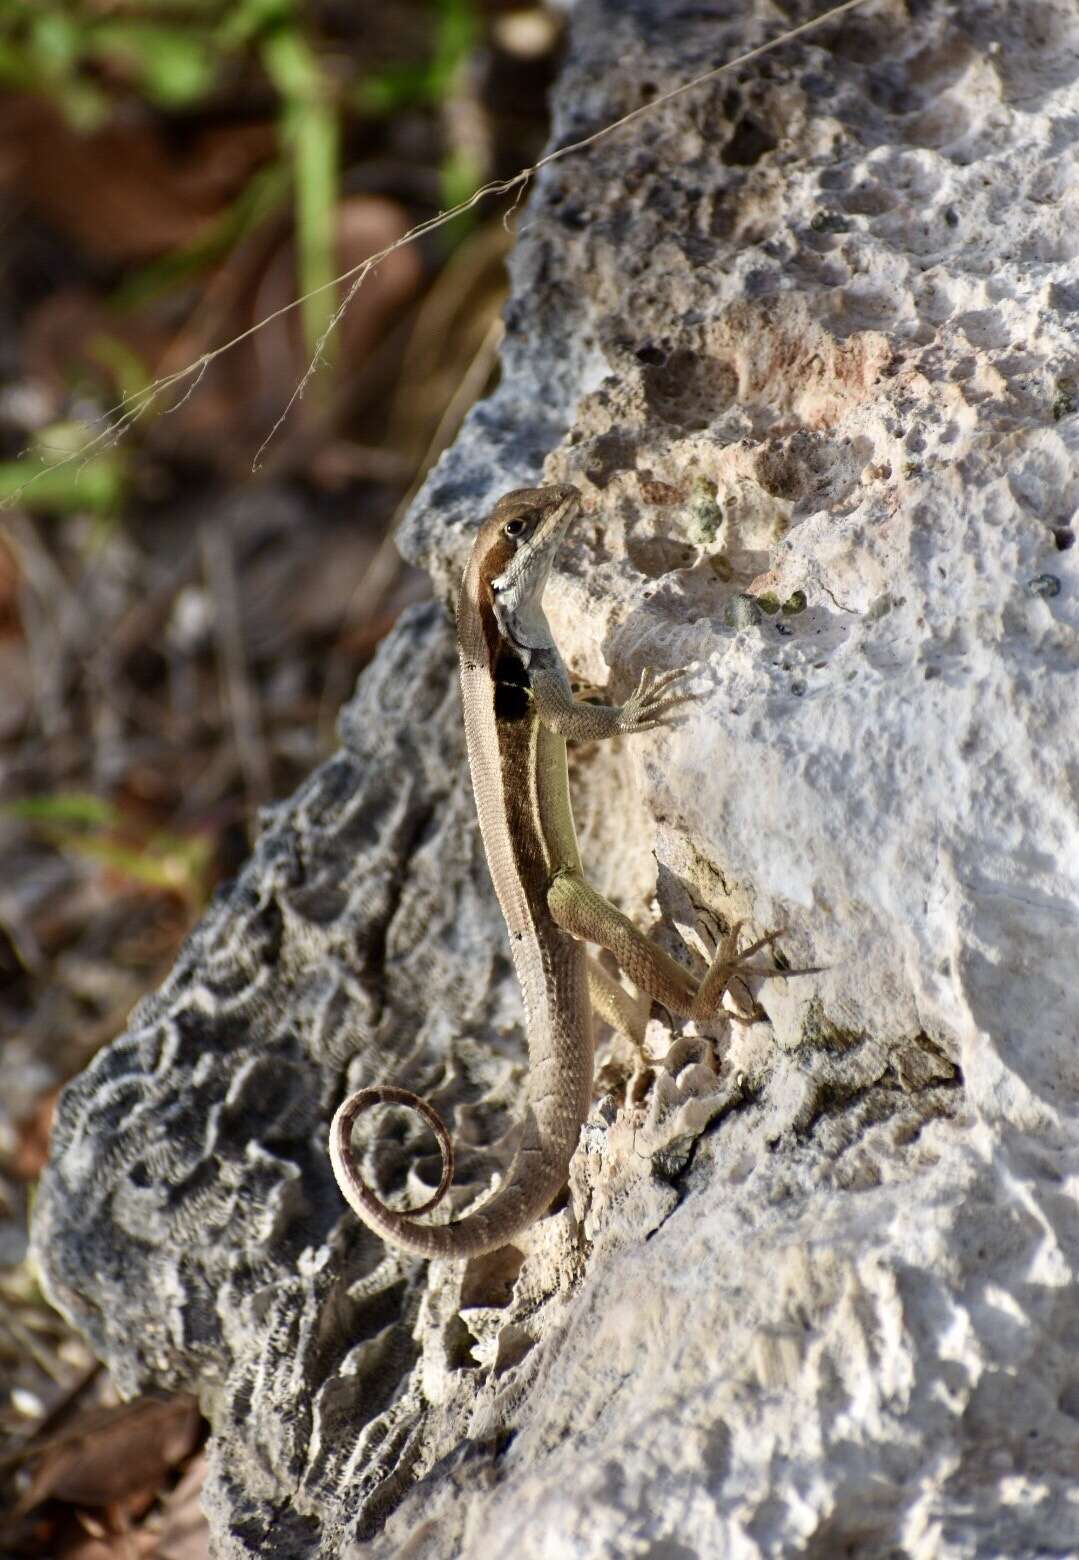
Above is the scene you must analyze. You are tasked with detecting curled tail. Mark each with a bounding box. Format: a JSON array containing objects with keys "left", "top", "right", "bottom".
[
  {"left": 329, "top": 1084, "right": 572, "bottom": 1260},
  {"left": 330, "top": 1085, "right": 454, "bottom": 1220}
]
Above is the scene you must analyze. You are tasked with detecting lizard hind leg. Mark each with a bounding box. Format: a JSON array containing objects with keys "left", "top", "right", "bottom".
[
  {"left": 547, "top": 868, "right": 700, "bottom": 1019},
  {"left": 330, "top": 1085, "right": 455, "bottom": 1220},
  {"left": 587, "top": 956, "right": 652, "bottom": 1054}
]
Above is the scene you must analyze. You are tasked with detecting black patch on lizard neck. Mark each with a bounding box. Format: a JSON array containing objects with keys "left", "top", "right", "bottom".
[{"left": 493, "top": 646, "right": 531, "bottom": 722}]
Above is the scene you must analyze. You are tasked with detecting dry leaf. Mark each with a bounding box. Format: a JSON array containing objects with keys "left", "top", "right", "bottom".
[
  {"left": 15, "top": 1396, "right": 202, "bottom": 1518},
  {"left": 60, "top": 1518, "right": 157, "bottom": 1560},
  {"left": 21, "top": 194, "right": 422, "bottom": 473},
  {"left": 0, "top": 96, "right": 273, "bottom": 261},
  {"left": 10, "top": 1086, "right": 59, "bottom": 1182},
  {"left": 160, "top": 193, "right": 423, "bottom": 461}
]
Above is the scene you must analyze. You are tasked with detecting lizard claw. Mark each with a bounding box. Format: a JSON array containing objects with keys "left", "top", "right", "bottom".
[
  {"left": 691, "top": 921, "right": 822, "bottom": 1024},
  {"left": 617, "top": 664, "right": 696, "bottom": 734}
]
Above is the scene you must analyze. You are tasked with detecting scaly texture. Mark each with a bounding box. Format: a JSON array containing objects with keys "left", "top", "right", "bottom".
[
  {"left": 329, "top": 486, "right": 596, "bottom": 1258},
  {"left": 329, "top": 486, "right": 705, "bottom": 1256}
]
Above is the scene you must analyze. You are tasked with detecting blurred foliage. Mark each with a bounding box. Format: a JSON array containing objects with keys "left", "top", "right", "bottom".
[
  {"left": 0, "top": 0, "right": 484, "bottom": 120},
  {"left": 0, "top": 0, "right": 480, "bottom": 362},
  {"left": 2, "top": 792, "right": 213, "bottom": 903},
  {"left": 2, "top": 0, "right": 238, "bottom": 124},
  {"left": 355, "top": 0, "right": 478, "bottom": 115},
  {"left": 0, "top": 5, "right": 559, "bottom": 1541}
]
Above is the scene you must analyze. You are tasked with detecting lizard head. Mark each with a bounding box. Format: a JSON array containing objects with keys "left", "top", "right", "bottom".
[{"left": 469, "top": 484, "right": 580, "bottom": 658}]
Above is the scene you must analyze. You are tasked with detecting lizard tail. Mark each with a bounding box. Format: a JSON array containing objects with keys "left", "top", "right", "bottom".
[
  {"left": 329, "top": 1078, "right": 578, "bottom": 1259},
  {"left": 329, "top": 1085, "right": 455, "bottom": 1226}
]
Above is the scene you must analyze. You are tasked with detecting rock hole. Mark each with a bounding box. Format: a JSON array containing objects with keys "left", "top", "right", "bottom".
[
  {"left": 460, "top": 1243, "right": 525, "bottom": 1309},
  {"left": 626, "top": 535, "right": 698, "bottom": 578},
  {"left": 722, "top": 116, "right": 778, "bottom": 167},
  {"left": 444, "top": 1313, "right": 479, "bottom": 1372}
]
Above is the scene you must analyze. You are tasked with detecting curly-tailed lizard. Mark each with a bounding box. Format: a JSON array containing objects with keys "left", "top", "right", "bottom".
[{"left": 329, "top": 484, "right": 792, "bottom": 1257}]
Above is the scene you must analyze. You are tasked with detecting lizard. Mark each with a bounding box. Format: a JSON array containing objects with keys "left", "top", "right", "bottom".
[{"left": 329, "top": 483, "right": 794, "bottom": 1259}]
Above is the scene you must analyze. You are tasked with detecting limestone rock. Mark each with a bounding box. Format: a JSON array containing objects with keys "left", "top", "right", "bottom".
[{"left": 35, "top": 0, "right": 1079, "bottom": 1555}]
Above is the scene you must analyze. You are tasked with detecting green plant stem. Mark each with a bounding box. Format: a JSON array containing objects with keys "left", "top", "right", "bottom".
[{"left": 262, "top": 27, "right": 339, "bottom": 378}]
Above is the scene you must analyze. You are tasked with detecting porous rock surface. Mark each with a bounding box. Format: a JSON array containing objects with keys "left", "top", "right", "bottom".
[{"left": 35, "top": 0, "right": 1079, "bottom": 1554}]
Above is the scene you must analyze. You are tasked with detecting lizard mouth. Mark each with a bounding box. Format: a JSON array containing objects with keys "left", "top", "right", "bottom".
[{"left": 487, "top": 486, "right": 580, "bottom": 656}]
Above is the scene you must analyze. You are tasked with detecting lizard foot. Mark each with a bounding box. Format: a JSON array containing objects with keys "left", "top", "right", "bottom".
[
  {"left": 691, "top": 919, "right": 822, "bottom": 1025},
  {"left": 617, "top": 664, "right": 697, "bottom": 734}
]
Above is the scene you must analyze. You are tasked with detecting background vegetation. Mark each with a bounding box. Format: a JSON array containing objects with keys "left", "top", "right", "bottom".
[{"left": 0, "top": 4, "right": 561, "bottom": 1550}]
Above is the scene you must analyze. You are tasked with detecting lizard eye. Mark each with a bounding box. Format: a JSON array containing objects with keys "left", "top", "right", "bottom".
[{"left": 503, "top": 512, "right": 535, "bottom": 539}]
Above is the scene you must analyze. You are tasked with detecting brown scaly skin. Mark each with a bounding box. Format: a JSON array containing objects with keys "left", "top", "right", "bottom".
[{"left": 329, "top": 485, "right": 801, "bottom": 1258}]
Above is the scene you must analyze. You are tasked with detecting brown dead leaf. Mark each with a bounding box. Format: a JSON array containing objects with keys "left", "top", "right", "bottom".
[
  {"left": 9, "top": 1507, "right": 158, "bottom": 1560},
  {"left": 15, "top": 1395, "right": 202, "bottom": 1518},
  {"left": 239, "top": 193, "right": 423, "bottom": 402},
  {"left": 0, "top": 95, "right": 274, "bottom": 261},
  {"left": 157, "top": 1452, "right": 210, "bottom": 1560},
  {"left": 0, "top": 532, "right": 20, "bottom": 630},
  {"left": 61, "top": 1534, "right": 156, "bottom": 1560},
  {"left": 23, "top": 193, "right": 422, "bottom": 471},
  {"left": 335, "top": 194, "right": 424, "bottom": 351},
  {"left": 148, "top": 193, "right": 423, "bottom": 467},
  {"left": 10, "top": 1086, "right": 59, "bottom": 1182},
  {"left": 22, "top": 288, "right": 168, "bottom": 405}
]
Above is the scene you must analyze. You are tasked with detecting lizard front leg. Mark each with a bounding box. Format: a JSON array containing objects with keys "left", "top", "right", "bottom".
[
  {"left": 530, "top": 656, "right": 694, "bottom": 741},
  {"left": 531, "top": 657, "right": 805, "bottom": 1024}
]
